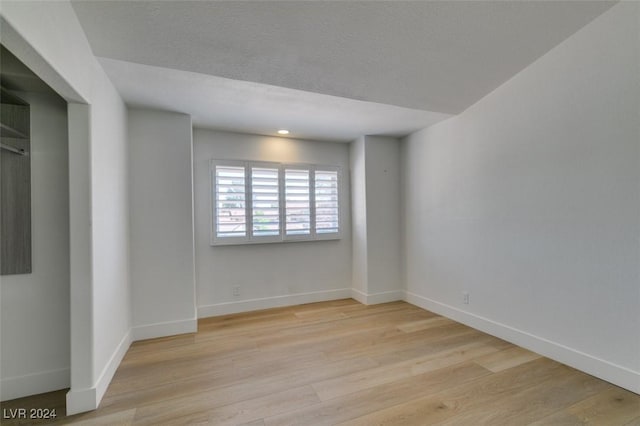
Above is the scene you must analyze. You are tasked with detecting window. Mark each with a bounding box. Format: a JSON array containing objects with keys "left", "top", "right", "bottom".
[
  {"left": 284, "top": 167, "right": 310, "bottom": 237},
  {"left": 211, "top": 160, "right": 341, "bottom": 245},
  {"left": 315, "top": 169, "right": 339, "bottom": 234},
  {"left": 251, "top": 166, "right": 280, "bottom": 238},
  {"left": 214, "top": 164, "right": 246, "bottom": 240}
]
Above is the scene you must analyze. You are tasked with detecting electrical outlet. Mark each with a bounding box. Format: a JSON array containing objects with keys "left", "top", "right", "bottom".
[
  {"left": 463, "top": 291, "right": 470, "bottom": 305},
  {"left": 233, "top": 286, "right": 240, "bottom": 297}
]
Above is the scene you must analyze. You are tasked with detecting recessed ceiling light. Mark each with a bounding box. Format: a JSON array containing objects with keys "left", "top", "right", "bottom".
[{"left": 277, "top": 129, "right": 290, "bottom": 135}]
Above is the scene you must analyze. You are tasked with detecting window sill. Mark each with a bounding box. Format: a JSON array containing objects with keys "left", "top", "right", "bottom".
[{"left": 210, "top": 234, "right": 341, "bottom": 246}]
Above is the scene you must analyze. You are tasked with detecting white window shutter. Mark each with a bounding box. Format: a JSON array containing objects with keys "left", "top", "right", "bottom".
[
  {"left": 284, "top": 168, "right": 311, "bottom": 236},
  {"left": 251, "top": 167, "right": 280, "bottom": 238},
  {"left": 212, "top": 161, "right": 341, "bottom": 245},
  {"left": 214, "top": 164, "right": 247, "bottom": 239},
  {"left": 315, "top": 169, "right": 339, "bottom": 235}
]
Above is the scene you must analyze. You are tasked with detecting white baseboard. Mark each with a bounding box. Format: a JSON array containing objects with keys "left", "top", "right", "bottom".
[
  {"left": 404, "top": 291, "right": 640, "bottom": 394},
  {"left": 95, "top": 329, "right": 132, "bottom": 405},
  {"left": 351, "top": 289, "right": 404, "bottom": 305},
  {"left": 66, "top": 329, "right": 133, "bottom": 415},
  {"left": 0, "top": 368, "right": 70, "bottom": 402},
  {"left": 198, "top": 288, "right": 352, "bottom": 318},
  {"left": 66, "top": 387, "right": 97, "bottom": 416},
  {"left": 132, "top": 318, "right": 198, "bottom": 341},
  {"left": 67, "top": 321, "right": 199, "bottom": 415},
  {"left": 350, "top": 288, "right": 367, "bottom": 304}
]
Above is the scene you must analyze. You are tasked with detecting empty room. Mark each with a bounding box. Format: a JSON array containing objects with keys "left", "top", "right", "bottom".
[{"left": 0, "top": 1, "right": 639, "bottom": 424}]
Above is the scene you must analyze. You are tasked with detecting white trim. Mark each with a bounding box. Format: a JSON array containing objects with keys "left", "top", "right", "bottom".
[
  {"left": 198, "top": 288, "right": 351, "bottom": 318},
  {"left": 68, "top": 323, "right": 195, "bottom": 415},
  {"left": 351, "top": 289, "right": 404, "bottom": 305},
  {"left": 65, "top": 330, "right": 133, "bottom": 415},
  {"left": 0, "top": 368, "right": 70, "bottom": 402},
  {"left": 132, "top": 318, "right": 198, "bottom": 342},
  {"left": 350, "top": 288, "right": 368, "bottom": 304},
  {"left": 404, "top": 291, "right": 640, "bottom": 394},
  {"left": 95, "top": 330, "right": 132, "bottom": 405},
  {"left": 66, "top": 387, "right": 97, "bottom": 416}
]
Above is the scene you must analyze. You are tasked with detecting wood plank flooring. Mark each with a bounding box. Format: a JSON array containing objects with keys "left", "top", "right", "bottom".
[{"left": 2, "top": 299, "right": 639, "bottom": 425}]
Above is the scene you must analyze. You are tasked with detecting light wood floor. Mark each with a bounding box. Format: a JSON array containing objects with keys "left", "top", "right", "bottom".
[{"left": 2, "top": 299, "right": 639, "bottom": 425}]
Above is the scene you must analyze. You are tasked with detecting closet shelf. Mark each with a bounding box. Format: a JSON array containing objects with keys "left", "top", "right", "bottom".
[
  {"left": 1, "top": 122, "right": 28, "bottom": 139},
  {"left": 1, "top": 142, "right": 28, "bottom": 156}
]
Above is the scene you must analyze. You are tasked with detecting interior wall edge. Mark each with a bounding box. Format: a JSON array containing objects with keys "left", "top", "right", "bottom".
[
  {"left": 404, "top": 290, "right": 640, "bottom": 395},
  {"left": 351, "top": 289, "right": 404, "bottom": 305},
  {"left": 131, "top": 319, "right": 198, "bottom": 342},
  {"left": 93, "top": 330, "right": 132, "bottom": 410},
  {"left": 0, "top": 15, "right": 88, "bottom": 103},
  {"left": 65, "top": 386, "right": 97, "bottom": 417},
  {"left": 198, "top": 288, "right": 352, "bottom": 318}
]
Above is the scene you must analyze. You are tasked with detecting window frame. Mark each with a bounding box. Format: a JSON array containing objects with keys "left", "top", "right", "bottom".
[{"left": 210, "top": 160, "right": 342, "bottom": 246}]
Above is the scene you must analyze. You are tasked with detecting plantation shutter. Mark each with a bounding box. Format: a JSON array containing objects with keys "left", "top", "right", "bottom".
[
  {"left": 315, "top": 169, "right": 339, "bottom": 234},
  {"left": 215, "top": 165, "right": 247, "bottom": 239},
  {"left": 284, "top": 168, "right": 311, "bottom": 236},
  {"left": 251, "top": 167, "right": 280, "bottom": 238}
]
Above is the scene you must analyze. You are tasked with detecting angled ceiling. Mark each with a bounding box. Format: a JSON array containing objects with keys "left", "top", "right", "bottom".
[
  {"left": 99, "top": 57, "right": 451, "bottom": 142},
  {"left": 71, "top": 0, "right": 614, "bottom": 141}
]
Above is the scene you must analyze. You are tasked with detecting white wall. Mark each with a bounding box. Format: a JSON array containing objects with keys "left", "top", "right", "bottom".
[
  {"left": 128, "top": 109, "right": 197, "bottom": 338},
  {"left": 1, "top": 1, "right": 133, "bottom": 412},
  {"left": 194, "top": 129, "right": 352, "bottom": 316},
  {"left": 350, "top": 136, "right": 402, "bottom": 304},
  {"left": 402, "top": 2, "right": 640, "bottom": 393},
  {"left": 364, "top": 137, "right": 401, "bottom": 297},
  {"left": 0, "top": 91, "right": 70, "bottom": 401},
  {"left": 350, "top": 138, "right": 367, "bottom": 295},
  {"left": 88, "top": 63, "right": 131, "bottom": 403}
]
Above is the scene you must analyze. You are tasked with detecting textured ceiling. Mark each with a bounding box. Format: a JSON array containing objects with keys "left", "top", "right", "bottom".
[
  {"left": 71, "top": 1, "right": 614, "bottom": 141},
  {"left": 100, "top": 58, "right": 451, "bottom": 142}
]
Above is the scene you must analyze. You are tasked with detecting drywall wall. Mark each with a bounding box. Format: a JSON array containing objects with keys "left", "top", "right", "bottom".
[
  {"left": 88, "top": 62, "right": 131, "bottom": 403},
  {"left": 364, "top": 137, "right": 402, "bottom": 297},
  {"left": 194, "top": 129, "right": 351, "bottom": 316},
  {"left": 350, "top": 138, "right": 367, "bottom": 296},
  {"left": 0, "top": 91, "right": 70, "bottom": 401},
  {"left": 350, "top": 136, "right": 403, "bottom": 304},
  {"left": 66, "top": 103, "right": 94, "bottom": 409},
  {"left": 402, "top": 2, "right": 640, "bottom": 392},
  {"left": 128, "top": 109, "right": 197, "bottom": 337},
  {"left": 1, "top": 1, "right": 133, "bottom": 412}
]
